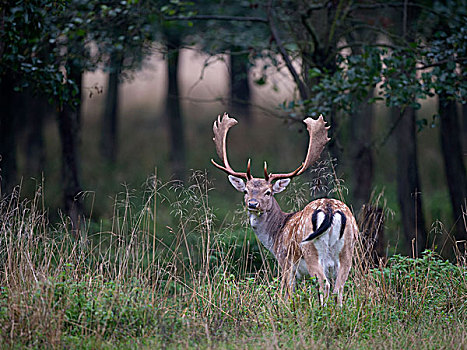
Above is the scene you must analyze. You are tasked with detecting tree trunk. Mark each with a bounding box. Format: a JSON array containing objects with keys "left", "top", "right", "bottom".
[
  {"left": 0, "top": 74, "right": 18, "bottom": 195},
  {"left": 463, "top": 104, "right": 467, "bottom": 155},
  {"left": 439, "top": 95, "right": 467, "bottom": 242},
  {"left": 166, "top": 36, "right": 186, "bottom": 182},
  {"left": 359, "top": 205, "right": 386, "bottom": 268},
  {"left": 350, "top": 96, "right": 374, "bottom": 210},
  {"left": 394, "top": 107, "right": 427, "bottom": 256},
  {"left": 230, "top": 50, "right": 251, "bottom": 121},
  {"left": 25, "top": 95, "right": 47, "bottom": 176},
  {"left": 347, "top": 28, "right": 376, "bottom": 211},
  {"left": 57, "top": 67, "right": 84, "bottom": 236},
  {"left": 327, "top": 107, "right": 340, "bottom": 169},
  {"left": 100, "top": 53, "right": 123, "bottom": 163}
]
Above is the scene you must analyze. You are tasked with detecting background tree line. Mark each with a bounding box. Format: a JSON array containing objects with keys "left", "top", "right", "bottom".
[{"left": 0, "top": 0, "right": 465, "bottom": 256}]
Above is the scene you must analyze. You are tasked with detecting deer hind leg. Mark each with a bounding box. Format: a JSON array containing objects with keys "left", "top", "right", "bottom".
[
  {"left": 302, "top": 251, "right": 329, "bottom": 305},
  {"left": 333, "top": 264, "right": 350, "bottom": 306},
  {"left": 333, "top": 243, "right": 353, "bottom": 306}
]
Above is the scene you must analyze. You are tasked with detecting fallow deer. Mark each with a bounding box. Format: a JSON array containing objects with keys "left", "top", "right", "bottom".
[{"left": 211, "top": 113, "right": 359, "bottom": 305}]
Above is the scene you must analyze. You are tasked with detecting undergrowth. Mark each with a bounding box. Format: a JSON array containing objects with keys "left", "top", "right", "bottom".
[{"left": 0, "top": 173, "right": 465, "bottom": 349}]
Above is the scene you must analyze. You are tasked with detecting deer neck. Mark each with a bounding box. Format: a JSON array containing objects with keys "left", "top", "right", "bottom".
[{"left": 248, "top": 197, "right": 291, "bottom": 254}]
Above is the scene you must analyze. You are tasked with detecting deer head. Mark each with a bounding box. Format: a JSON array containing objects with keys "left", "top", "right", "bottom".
[{"left": 211, "top": 113, "right": 330, "bottom": 215}]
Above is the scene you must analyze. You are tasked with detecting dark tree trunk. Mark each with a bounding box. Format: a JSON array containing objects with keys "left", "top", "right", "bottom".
[
  {"left": 25, "top": 95, "right": 47, "bottom": 176},
  {"left": 100, "top": 53, "right": 123, "bottom": 163},
  {"left": 350, "top": 96, "right": 374, "bottom": 210},
  {"left": 439, "top": 95, "right": 467, "bottom": 242},
  {"left": 230, "top": 50, "right": 251, "bottom": 121},
  {"left": 347, "top": 28, "right": 376, "bottom": 211},
  {"left": 394, "top": 107, "right": 427, "bottom": 256},
  {"left": 166, "top": 36, "right": 186, "bottom": 182},
  {"left": 327, "top": 108, "right": 340, "bottom": 168},
  {"left": 57, "top": 66, "right": 84, "bottom": 236},
  {"left": 359, "top": 205, "right": 386, "bottom": 268},
  {"left": 0, "top": 74, "right": 18, "bottom": 195},
  {"left": 463, "top": 104, "right": 467, "bottom": 155}
]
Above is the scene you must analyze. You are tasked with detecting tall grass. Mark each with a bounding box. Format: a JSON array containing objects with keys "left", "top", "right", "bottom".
[{"left": 0, "top": 173, "right": 465, "bottom": 349}]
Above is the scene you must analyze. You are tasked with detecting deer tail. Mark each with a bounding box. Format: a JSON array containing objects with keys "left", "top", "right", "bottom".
[{"left": 302, "top": 208, "right": 333, "bottom": 243}]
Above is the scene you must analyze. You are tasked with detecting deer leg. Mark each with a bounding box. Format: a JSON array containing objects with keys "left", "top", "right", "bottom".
[
  {"left": 333, "top": 264, "right": 350, "bottom": 306},
  {"left": 300, "top": 242, "right": 330, "bottom": 304},
  {"left": 310, "top": 264, "right": 329, "bottom": 305},
  {"left": 280, "top": 261, "right": 297, "bottom": 298},
  {"left": 301, "top": 256, "right": 329, "bottom": 304},
  {"left": 333, "top": 242, "right": 353, "bottom": 306}
]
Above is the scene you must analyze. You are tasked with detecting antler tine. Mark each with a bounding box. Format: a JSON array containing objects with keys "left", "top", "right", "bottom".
[
  {"left": 268, "top": 115, "right": 330, "bottom": 182},
  {"left": 263, "top": 162, "right": 269, "bottom": 181},
  {"left": 211, "top": 112, "right": 249, "bottom": 179}
]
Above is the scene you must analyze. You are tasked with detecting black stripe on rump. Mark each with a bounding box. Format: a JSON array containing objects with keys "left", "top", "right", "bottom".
[
  {"left": 303, "top": 207, "right": 333, "bottom": 242},
  {"left": 311, "top": 209, "right": 321, "bottom": 232},
  {"left": 336, "top": 210, "right": 346, "bottom": 239}
]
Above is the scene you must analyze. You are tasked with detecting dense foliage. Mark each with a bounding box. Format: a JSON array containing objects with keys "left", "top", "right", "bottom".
[
  {"left": 0, "top": 0, "right": 78, "bottom": 106},
  {"left": 276, "top": 1, "right": 467, "bottom": 121}
]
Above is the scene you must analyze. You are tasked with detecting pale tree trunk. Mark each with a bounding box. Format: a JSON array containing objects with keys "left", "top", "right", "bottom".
[
  {"left": 100, "top": 53, "right": 123, "bottom": 163},
  {"left": 166, "top": 35, "right": 186, "bottom": 182},
  {"left": 439, "top": 95, "right": 467, "bottom": 242},
  {"left": 230, "top": 50, "right": 251, "bottom": 122},
  {"left": 394, "top": 107, "right": 427, "bottom": 256}
]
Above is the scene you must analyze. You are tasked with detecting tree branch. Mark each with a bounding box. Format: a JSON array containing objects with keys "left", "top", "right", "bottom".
[
  {"left": 335, "top": 42, "right": 401, "bottom": 52},
  {"left": 267, "top": 8, "right": 309, "bottom": 101},
  {"left": 163, "top": 15, "right": 268, "bottom": 23},
  {"left": 327, "top": 0, "right": 346, "bottom": 51},
  {"left": 300, "top": 14, "right": 320, "bottom": 52},
  {"left": 417, "top": 57, "right": 467, "bottom": 70},
  {"left": 306, "top": 2, "right": 331, "bottom": 15}
]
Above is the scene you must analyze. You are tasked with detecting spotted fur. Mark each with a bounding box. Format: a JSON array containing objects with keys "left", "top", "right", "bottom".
[{"left": 228, "top": 176, "right": 359, "bottom": 305}]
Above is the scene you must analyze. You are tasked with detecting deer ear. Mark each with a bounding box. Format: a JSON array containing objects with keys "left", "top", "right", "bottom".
[
  {"left": 272, "top": 178, "right": 290, "bottom": 194},
  {"left": 228, "top": 175, "right": 246, "bottom": 192}
]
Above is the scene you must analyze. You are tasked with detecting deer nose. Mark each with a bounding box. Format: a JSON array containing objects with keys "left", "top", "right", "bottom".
[{"left": 248, "top": 199, "right": 259, "bottom": 209}]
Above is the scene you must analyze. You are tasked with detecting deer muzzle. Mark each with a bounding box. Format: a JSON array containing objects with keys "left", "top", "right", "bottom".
[{"left": 247, "top": 199, "right": 259, "bottom": 210}]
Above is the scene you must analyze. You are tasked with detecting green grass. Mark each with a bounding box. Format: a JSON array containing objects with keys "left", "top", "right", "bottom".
[{"left": 0, "top": 175, "right": 465, "bottom": 349}]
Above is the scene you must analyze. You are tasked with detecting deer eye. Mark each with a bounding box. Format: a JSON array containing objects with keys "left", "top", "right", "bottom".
[{"left": 265, "top": 190, "right": 272, "bottom": 196}]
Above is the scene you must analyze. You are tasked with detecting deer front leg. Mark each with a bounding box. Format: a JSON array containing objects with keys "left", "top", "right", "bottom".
[{"left": 280, "top": 260, "right": 297, "bottom": 298}]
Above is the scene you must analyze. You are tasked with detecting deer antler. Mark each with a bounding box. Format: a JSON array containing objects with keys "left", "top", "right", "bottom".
[
  {"left": 211, "top": 113, "right": 251, "bottom": 179},
  {"left": 267, "top": 115, "right": 330, "bottom": 182}
]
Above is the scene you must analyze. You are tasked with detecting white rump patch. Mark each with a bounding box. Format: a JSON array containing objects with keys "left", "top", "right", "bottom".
[
  {"left": 316, "top": 211, "right": 326, "bottom": 230},
  {"left": 310, "top": 211, "right": 345, "bottom": 284}
]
